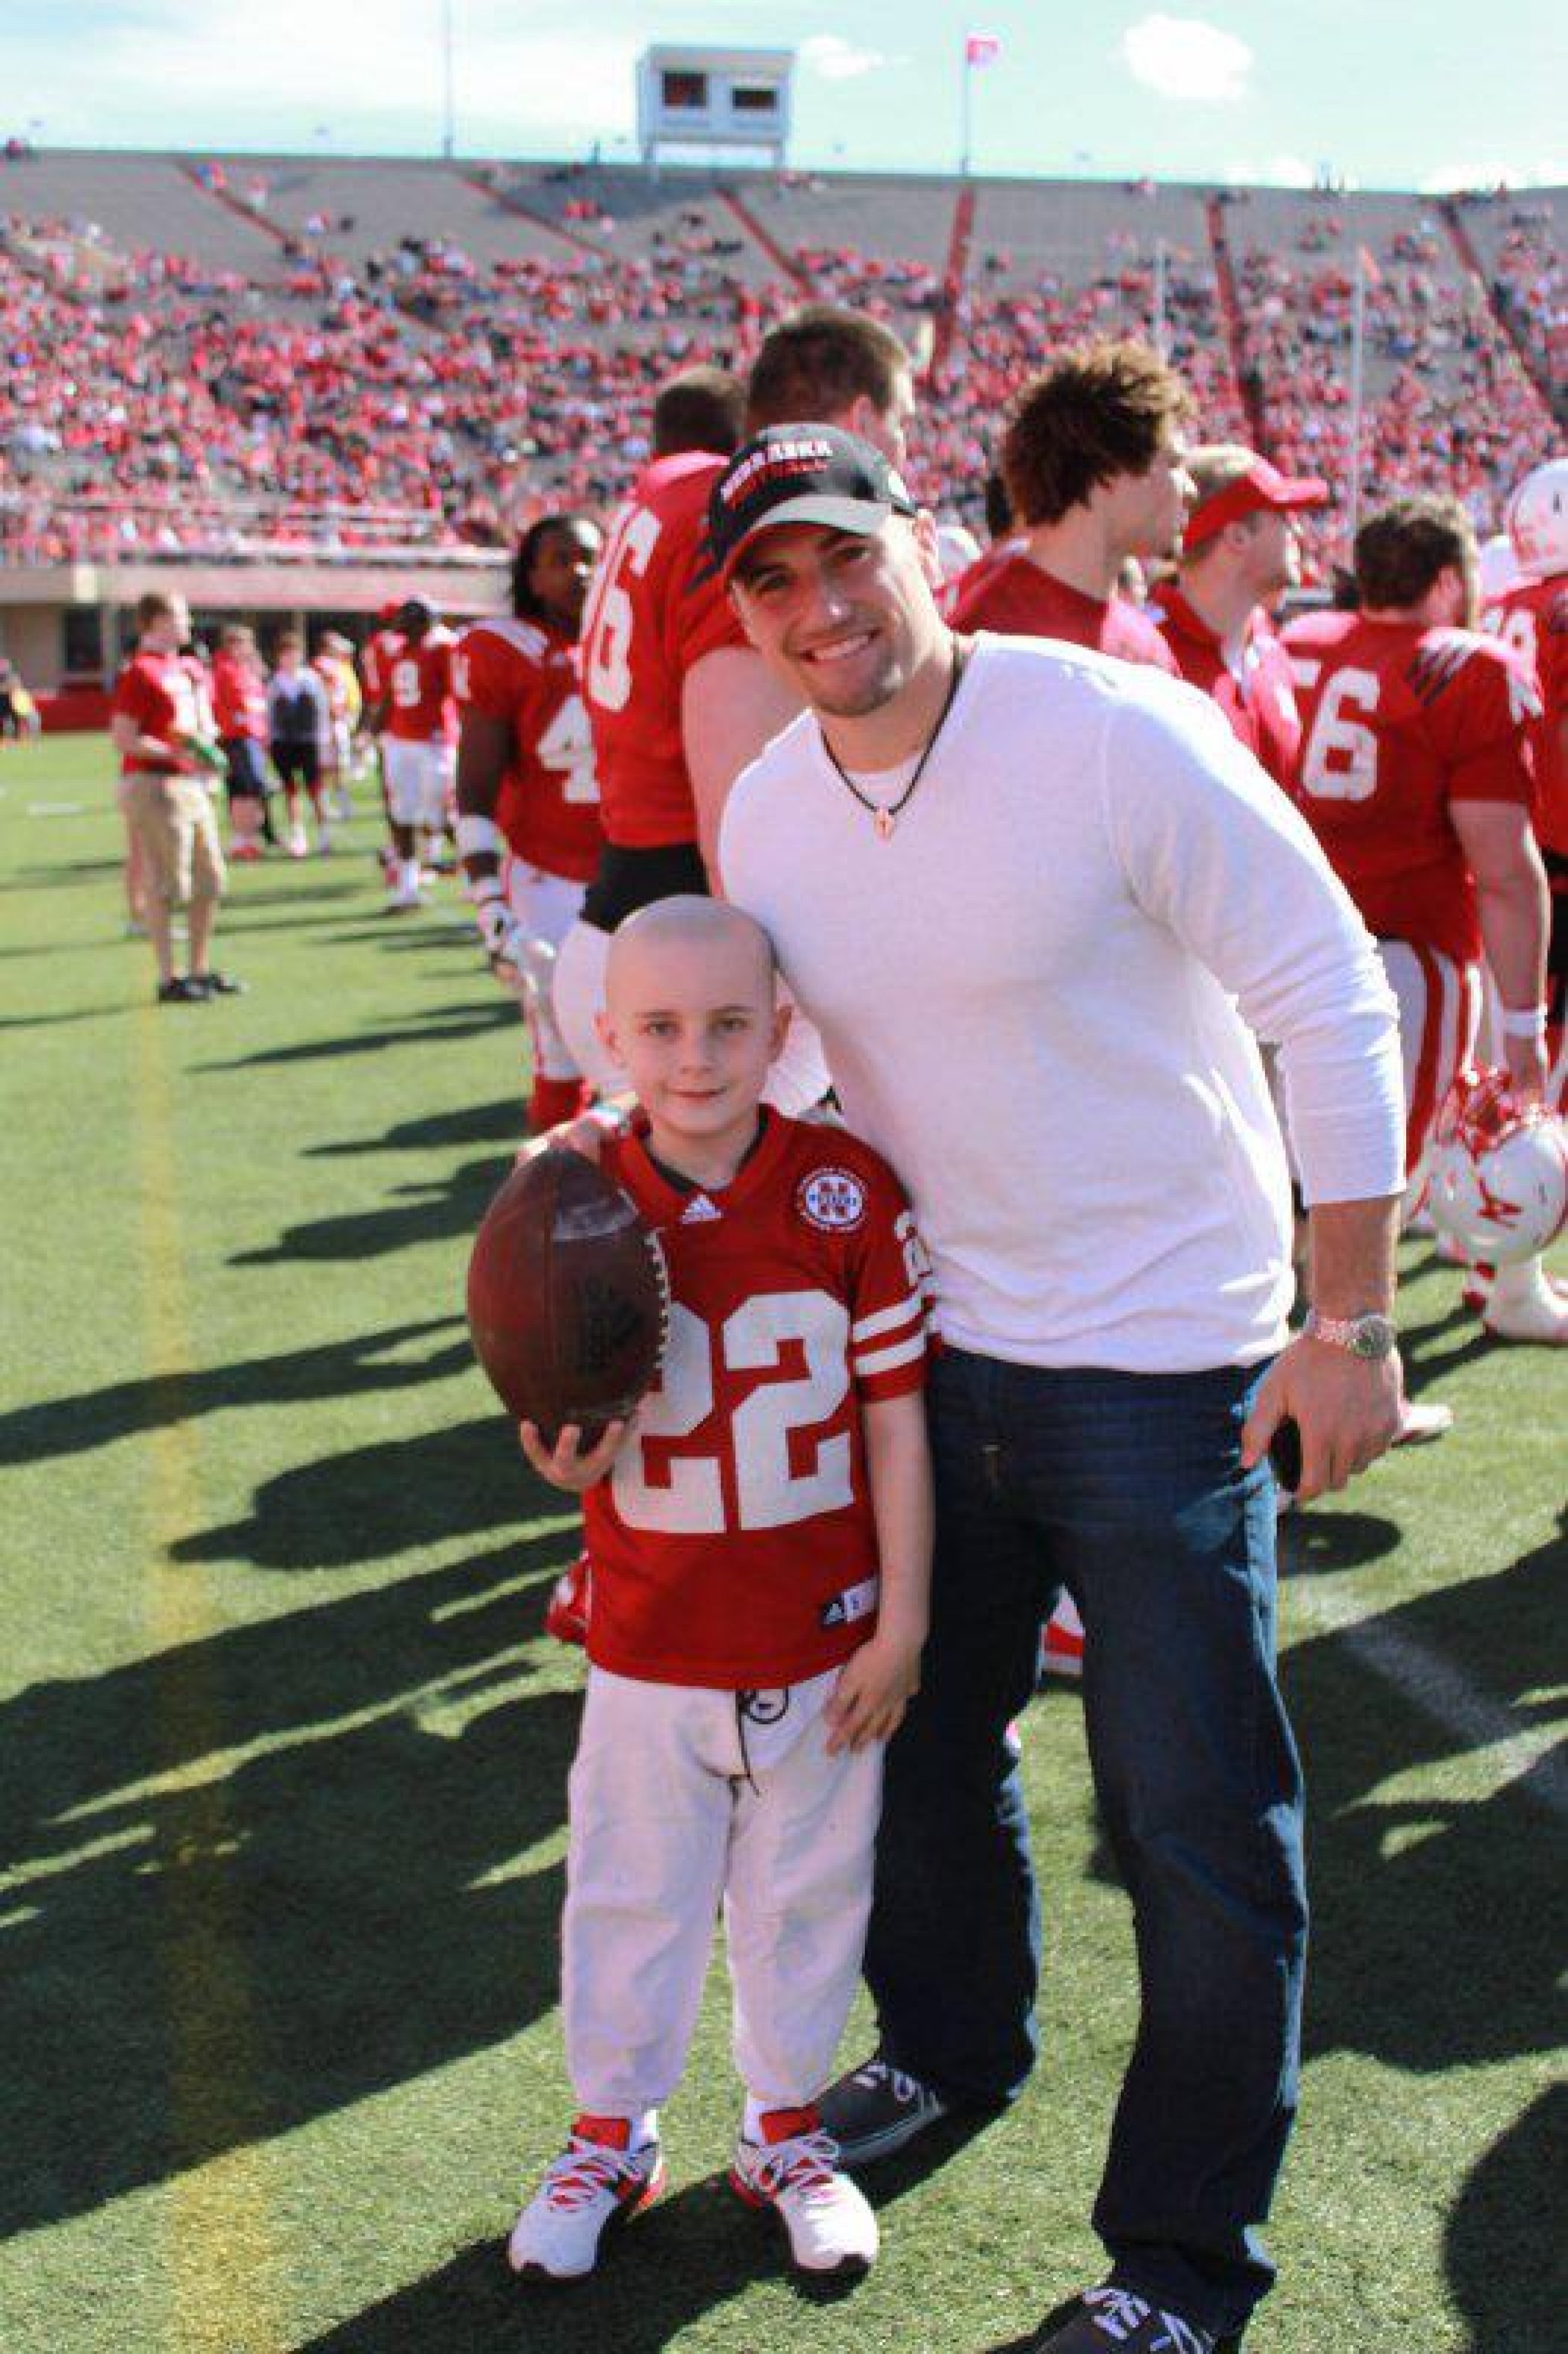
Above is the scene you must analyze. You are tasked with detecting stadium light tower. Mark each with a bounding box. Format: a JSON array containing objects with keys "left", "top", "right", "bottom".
[{"left": 441, "top": 0, "right": 455, "bottom": 159}]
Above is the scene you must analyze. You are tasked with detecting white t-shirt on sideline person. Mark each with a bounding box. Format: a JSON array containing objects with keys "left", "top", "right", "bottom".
[{"left": 719, "top": 634, "right": 1404, "bottom": 1375}]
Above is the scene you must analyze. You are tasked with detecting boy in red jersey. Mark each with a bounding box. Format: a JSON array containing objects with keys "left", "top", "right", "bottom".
[
  {"left": 1285, "top": 494, "right": 1560, "bottom": 1345},
  {"left": 948, "top": 339, "right": 1189, "bottom": 671},
  {"left": 508, "top": 896, "right": 934, "bottom": 2286},
  {"left": 110, "top": 590, "right": 243, "bottom": 1003},
  {"left": 210, "top": 624, "right": 271, "bottom": 861},
  {"left": 456, "top": 513, "right": 605, "bottom": 1132}
]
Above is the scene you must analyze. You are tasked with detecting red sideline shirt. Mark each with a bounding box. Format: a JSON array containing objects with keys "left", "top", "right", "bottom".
[
  {"left": 210, "top": 651, "right": 268, "bottom": 742},
  {"left": 1283, "top": 612, "right": 1537, "bottom": 965},
  {"left": 1149, "top": 585, "right": 1302, "bottom": 784},
  {"left": 581, "top": 452, "right": 747, "bottom": 849},
  {"left": 384, "top": 629, "right": 458, "bottom": 743},
  {"left": 111, "top": 650, "right": 208, "bottom": 774},
  {"left": 1487, "top": 574, "right": 1566, "bottom": 861},
  {"left": 360, "top": 627, "right": 403, "bottom": 707},
  {"left": 583, "top": 1112, "right": 933, "bottom": 1690},
  {"left": 948, "top": 550, "right": 1180, "bottom": 673},
  {"left": 454, "top": 615, "right": 604, "bottom": 883}
]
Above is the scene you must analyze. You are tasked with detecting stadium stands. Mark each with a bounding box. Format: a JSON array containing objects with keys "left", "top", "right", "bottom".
[{"left": 1, "top": 149, "right": 1560, "bottom": 583}]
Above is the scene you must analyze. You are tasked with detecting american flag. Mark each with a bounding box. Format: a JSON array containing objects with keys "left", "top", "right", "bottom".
[{"left": 965, "top": 31, "right": 1003, "bottom": 67}]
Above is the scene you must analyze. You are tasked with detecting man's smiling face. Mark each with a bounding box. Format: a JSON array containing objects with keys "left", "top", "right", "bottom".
[{"left": 728, "top": 516, "right": 944, "bottom": 722}]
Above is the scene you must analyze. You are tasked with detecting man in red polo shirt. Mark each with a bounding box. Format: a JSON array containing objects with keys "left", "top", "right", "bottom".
[
  {"left": 110, "top": 590, "right": 244, "bottom": 1003},
  {"left": 1151, "top": 448, "right": 1325, "bottom": 785},
  {"left": 948, "top": 339, "right": 1188, "bottom": 671}
]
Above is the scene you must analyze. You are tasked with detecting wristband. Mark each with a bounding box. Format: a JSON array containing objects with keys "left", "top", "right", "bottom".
[
  {"left": 1499, "top": 1004, "right": 1548, "bottom": 1039},
  {"left": 585, "top": 1102, "right": 633, "bottom": 1137},
  {"left": 455, "top": 813, "right": 505, "bottom": 859}
]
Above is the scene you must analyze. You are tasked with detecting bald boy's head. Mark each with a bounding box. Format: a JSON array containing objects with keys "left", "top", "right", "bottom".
[{"left": 605, "top": 896, "right": 776, "bottom": 1010}]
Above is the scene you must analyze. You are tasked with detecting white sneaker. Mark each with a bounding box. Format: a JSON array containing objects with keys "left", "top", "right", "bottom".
[
  {"left": 730, "top": 2109, "right": 878, "bottom": 2275},
  {"left": 287, "top": 824, "right": 309, "bottom": 859},
  {"left": 1484, "top": 1260, "right": 1568, "bottom": 1345},
  {"left": 384, "top": 885, "right": 426, "bottom": 913},
  {"left": 507, "top": 2115, "right": 664, "bottom": 2282},
  {"left": 1394, "top": 1399, "right": 1454, "bottom": 1445}
]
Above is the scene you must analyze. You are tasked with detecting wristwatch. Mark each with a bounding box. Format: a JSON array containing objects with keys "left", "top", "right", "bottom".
[{"left": 1302, "top": 1308, "right": 1398, "bottom": 1360}]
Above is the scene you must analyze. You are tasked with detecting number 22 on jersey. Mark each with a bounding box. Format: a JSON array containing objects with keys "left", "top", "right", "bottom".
[
  {"left": 612, "top": 1291, "right": 854, "bottom": 1535},
  {"left": 584, "top": 506, "right": 663, "bottom": 712}
]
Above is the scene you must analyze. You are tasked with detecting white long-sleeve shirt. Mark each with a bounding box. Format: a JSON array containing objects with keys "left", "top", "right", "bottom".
[{"left": 719, "top": 633, "right": 1404, "bottom": 1373}]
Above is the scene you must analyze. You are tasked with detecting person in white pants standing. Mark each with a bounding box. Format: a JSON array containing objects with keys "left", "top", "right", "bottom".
[{"left": 507, "top": 897, "right": 934, "bottom": 2286}]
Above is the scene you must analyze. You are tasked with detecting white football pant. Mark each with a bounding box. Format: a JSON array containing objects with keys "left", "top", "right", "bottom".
[
  {"left": 1378, "top": 939, "right": 1481, "bottom": 1215},
  {"left": 563, "top": 1664, "right": 882, "bottom": 2117},
  {"left": 381, "top": 737, "right": 455, "bottom": 833},
  {"left": 502, "top": 860, "right": 585, "bottom": 1084},
  {"left": 553, "top": 916, "right": 836, "bottom": 1112}
]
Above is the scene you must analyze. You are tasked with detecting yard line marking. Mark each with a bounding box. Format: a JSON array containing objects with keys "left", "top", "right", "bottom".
[
  {"left": 134, "top": 998, "right": 284, "bottom": 2354},
  {"left": 1285, "top": 1575, "right": 1568, "bottom": 1821}
]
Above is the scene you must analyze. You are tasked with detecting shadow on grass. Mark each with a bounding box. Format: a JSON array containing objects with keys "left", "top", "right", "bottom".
[
  {"left": 228, "top": 1153, "right": 507, "bottom": 1265},
  {"left": 169, "top": 1414, "right": 548, "bottom": 1571},
  {"left": 1446, "top": 2086, "right": 1566, "bottom": 2354},
  {"left": 1, "top": 1535, "right": 582, "bottom": 2239},
  {"left": 305, "top": 1098, "right": 524, "bottom": 1159},
  {"left": 199, "top": 999, "right": 514, "bottom": 1073},
  {"left": 0, "top": 1316, "right": 470, "bottom": 1467},
  {"left": 297, "top": 2175, "right": 872, "bottom": 2353}
]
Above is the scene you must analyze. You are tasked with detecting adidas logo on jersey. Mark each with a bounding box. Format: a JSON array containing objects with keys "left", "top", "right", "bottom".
[{"left": 681, "top": 1194, "right": 722, "bottom": 1223}]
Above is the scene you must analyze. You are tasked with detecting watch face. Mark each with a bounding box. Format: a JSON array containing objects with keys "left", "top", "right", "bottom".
[{"left": 1350, "top": 1315, "right": 1397, "bottom": 1359}]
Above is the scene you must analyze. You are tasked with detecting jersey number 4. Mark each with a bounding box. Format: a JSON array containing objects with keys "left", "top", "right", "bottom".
[
  {"left": 613, "top": 1292, "right": 854, "bottom": 1535},
  {"left": 1291, "top": 661, "right": 1380, "bottom": 801},
  {"left": 583, "top": 506, "right": 663, "bottom": 713}
]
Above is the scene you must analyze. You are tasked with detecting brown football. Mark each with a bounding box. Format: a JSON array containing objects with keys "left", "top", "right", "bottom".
[{"left": 466, "top": 1148, "right": 667, "bottom": 1442}]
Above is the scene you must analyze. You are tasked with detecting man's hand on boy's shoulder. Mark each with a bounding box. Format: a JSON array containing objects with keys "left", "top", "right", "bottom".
[
  {"left": 825, "top": 1626, "right": 926, "bottom": 1755},
  {"left": 519, "top": 1418, "right": 632, "bottom": 1492}
]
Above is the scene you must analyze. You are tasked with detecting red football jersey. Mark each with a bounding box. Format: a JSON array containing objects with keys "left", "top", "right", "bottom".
[
  {"left": 384, "top": 629, "right": 458, "bottom": 743},
  {"left": 948, "top": 551, "right": 1180, "bottom": 674},
  {"left": 210, "top": 651, "right": 268, "bottom": 741},
  {"left": 111, "top": 651, "right": 208, "bottom": 774},
  {"left": 1150, "top": 585, "right": 1301, "bottom": 784},
  {"left": 1487, "top": 574, "right": 1566, "bottom": 860},
  {"left": 360, "top": 627, "right": 403, "bottom": 706},
  {"left": 581, "top": 452, "right": 748, "bottom": 849},
  {"left": 1283, "top": 611, "right": 1537, "bottom": 964},
  {"left": 583, "top": 1112, "right": 933, "bottom": 1690},
  {"left": 454, "top": 615, "right": 604, "bottom": 883}
]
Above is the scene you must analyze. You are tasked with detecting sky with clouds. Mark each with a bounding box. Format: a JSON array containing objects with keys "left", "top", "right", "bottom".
[{"left": 3, "top": 0, "right": 1560, "bottom": 190}]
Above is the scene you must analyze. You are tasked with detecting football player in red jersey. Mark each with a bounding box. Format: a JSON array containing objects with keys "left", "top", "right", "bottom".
[
  {"left": 509, "top": 896, "right": 931, "bottom": 2287},
  {"left": 376, "top": 597, "right": 458, "bottom": 909},
  {"left": 1488, "top": 458, "right": 1567, "bottom": 1121},
  {"left": 1150, "top": 448, "right": 1324, "bottom": 784},
  {"left": 359, "top": 599, "right": 405, "bottom": 881},
  {"left": 455, "top": 511, "right": 605, "bottom": 1132},
  {"left": 948, "top": 339, "right": 1190, "bottom": 670},
  {"left": 1285, "top": 494, "right": 1562, "bottom": 1345},
  {"left": 556, "top": 318, "right": 914, "bottom": 1107},
  {"left": 210, "top": 623, "right": 271, "bottom": 861}
]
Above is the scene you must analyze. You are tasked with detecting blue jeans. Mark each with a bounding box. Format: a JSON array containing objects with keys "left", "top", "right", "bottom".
[{"left": 866, "top": 1348, "right": 1306, "bottom": 2336}]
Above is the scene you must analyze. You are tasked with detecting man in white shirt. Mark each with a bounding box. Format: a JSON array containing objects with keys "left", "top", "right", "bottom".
[{"left": 711, "top": 428, "right": 1406, "bottom": 2354}]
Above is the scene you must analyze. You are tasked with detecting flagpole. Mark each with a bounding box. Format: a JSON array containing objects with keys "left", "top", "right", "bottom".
[
  {"left": 1153, "top": 236, "right": 1168, "bottom": 358},
  {"left": 960, "top": 54, "right": 972, "bottom": 178},
  {"left": 1347, "top": 248, "right": 1366, "bottom": 545}
]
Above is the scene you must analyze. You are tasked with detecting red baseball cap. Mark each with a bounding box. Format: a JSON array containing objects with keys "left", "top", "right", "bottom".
[{"left": 1183, "top": 458, "right": 1328, "bottom": 550}]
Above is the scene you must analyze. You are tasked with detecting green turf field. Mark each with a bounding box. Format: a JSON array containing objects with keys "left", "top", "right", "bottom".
[{"left": 1, "top": 733, "right": 1563, "bottom": 2354}]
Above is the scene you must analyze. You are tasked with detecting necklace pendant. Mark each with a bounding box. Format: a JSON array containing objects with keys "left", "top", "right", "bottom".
[{"left": 874, "top": 806, "right": 896, "bottom": 841}]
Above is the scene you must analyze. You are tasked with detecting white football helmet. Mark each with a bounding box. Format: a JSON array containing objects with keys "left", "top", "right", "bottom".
[
  {"left": 1506, "top": 457, "right": 1568, "bottom": 580},
  {"left": 1426, "top": 1068, "right": 1568, "bottom": 1266},
  {"left": 1477, "top": 533, "right": 1520, "bottom": 603}
]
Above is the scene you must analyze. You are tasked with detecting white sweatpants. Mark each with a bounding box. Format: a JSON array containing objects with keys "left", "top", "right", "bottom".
[
  {"left": 563, "top": 1664, "right": 882, "bottom": 2117},
  {"left": 381, "top": 737, "right": 454, "bottom": 831},
  {"left": 503, "top": 858, "right": 586, "bottom": 1083},
  {"left": 553, "top": 915, "right": 837, "bottom": 1112}
]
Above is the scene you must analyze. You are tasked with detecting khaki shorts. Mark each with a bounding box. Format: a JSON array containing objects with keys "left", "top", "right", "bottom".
[{"left": 124, "top": 772, "right": 226, "bottom": 907}]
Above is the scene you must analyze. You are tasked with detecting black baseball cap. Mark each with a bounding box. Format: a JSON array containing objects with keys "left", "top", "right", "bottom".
[{"left": 704, "top": 424, "right": 918, "bottom": 585}]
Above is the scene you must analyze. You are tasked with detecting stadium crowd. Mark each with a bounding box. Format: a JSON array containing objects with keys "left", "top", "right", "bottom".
[{"left": 2, "top": 170, "right": 1558, "bottom": 570}]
